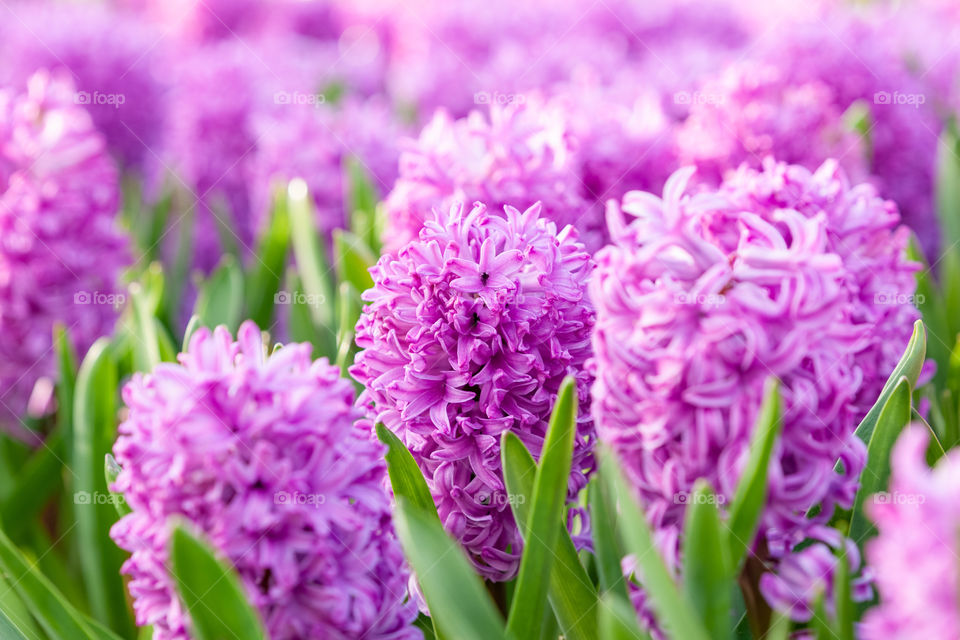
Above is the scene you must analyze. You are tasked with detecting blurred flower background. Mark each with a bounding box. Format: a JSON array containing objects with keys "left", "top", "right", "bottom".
[{"left": 0, "top": 0, "right": 957, "bottom": 639}]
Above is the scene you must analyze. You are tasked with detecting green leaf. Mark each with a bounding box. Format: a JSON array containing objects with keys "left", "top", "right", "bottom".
[
  {"left": 104, "top": 455, "right": 131, "bottom": 518},
  {"left": 589, "top": 476, "right": 630, "bottom": 603},
  {"left": 810, "top": 590, "right": 831, "bottom": 640},
  {"left": 393, "top": 499, "right": 507, "bottom": 640},
  {"left": 72, "top": 339, "right": 133, "bottom": 635},
  {"left": 727, "top": 379, "right": 782, "bottom": 571},
  {"left": 129, "top": 282, "right": 163, "bottom": 372},
  {"left": 506, "top": 377, "right": 578, "bottom": 640},
  {"left": 599, "top": 448, "right": 711, "bottom": 640},
  {"left": 599, "top": 594, "right": 651, "bottom": 640},
  {"left": 849, "top": 377, "right": 913, "bottom": 543},
  {"left": 375, "top": 424, "right": 437, "bottom": 520},
  {"left": 246, "top": 185, "right": 291, "bottom": 328},
  {"left": 501, "top": 431, "right": 599, "bottom": 640},
  {"left": 682, "top": 480, "right": 732, "bottom": 640},
  {"left": 193, "top": 255, "right": 244, "bottom": 333},
  {"left": 0, "top": 569, "right": 42, "bottom": 640},
  {"left": 0, "top": 432, "right": 64, "bottom": 540},
  {"left": 54, "top": 325, "right": 77, "bottom": 439},
  {"left": 834, "top": 549, "right": 854, "bottom": 640},
  {"left": 335, "top": 281, "right": 362, "bottom": 376},
  {"left": 0, "top": 606, "right": 32, "bottom": 640},
  {"left": 345, "top": 157, "right": 382, "bottom": 254},
  {"left": 375, "top": 424, "right": 445, "bottom": 640},
  {"left": 936, "top": 122, "right": 960, "bottom": 255},
  {"left": 333, "top": 229, "right": 376, "bottom": 294},
  {"left": 163, "top": 205, "right": 195, "bottom": 329},
  {"left": 169, "top": 524, "right": 267, "bottom": 640},
  {"left": 0, "top": 527, "right": 112, "bottom": 639},
  {"left": 852, "top": 319, "right": 926, "bottom": 445},
  {"left": 765, "top": 612, "right": 790, "bottom": 640},
  {"left": 287, "top": 179, "right": 335, "bottom": 330},
  {"left": 182, "top": 315, "right": 201, "bottom": 352}
]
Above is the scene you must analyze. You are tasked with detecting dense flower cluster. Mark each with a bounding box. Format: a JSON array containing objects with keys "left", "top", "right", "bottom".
[
  {"left": 110, "top": 322, "right": 420, "bottom": 640},
  {"left": 164, "top": 37, "right": 403, "bottom": 271},
  {"left": 677, "top": 61, "right": 868, "bottom": 185},
  {"left": 352, "top": 201, "right": 596, "bottom": 581},
  {"left": 0, "top": 70, "right": 128, "bottom": 430},
  {"left": 756, "top": 14, "right": 942, "bottom": 258},
  {"left": 382, "top": 99, "right": 588, "bottom": 253},
  {"left": 0, "top": 3, "right": 168, "bottom": 170},
  {"left": 590, "top": 160, "right": 919, "bottom": 624},
  {"left": 860, "top": 426, "right": 960, "bottom": 639}
]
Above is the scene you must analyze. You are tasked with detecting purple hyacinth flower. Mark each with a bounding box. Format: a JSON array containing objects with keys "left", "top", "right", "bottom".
[
  {"left": 352, "top": 201, "right": 596, "bottom": 582},
  {"left": 861, "top": 426, "right": 960, "bottom": 639},
  {"left": 110, "top": 322, "right": 421, "bottom": 640},
  {"left": 590, "top": 159, "right": 919, "bottom": 630},
  {"left": 0, "top": 70, "right": 129, "bottom": 432}
]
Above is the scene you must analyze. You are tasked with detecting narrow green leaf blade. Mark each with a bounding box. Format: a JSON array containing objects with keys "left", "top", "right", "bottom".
[
  {"left": 287, "top": 179, "right": 334, "bottom": 329},
  {"left": 0, "top": 527, "right": 105, "bottom": 639},
  {"left": 600, "top": 448, "right": 711, "bottom": 640},
  {"left": 376, "top": 423, "right": 438, "bottom": 518},
  {"left": 727, "top": 379, "right": 782, "bottom": 571},
  {"left": 393, "top": 499, "right": 506, "bottom": 640},
  {"left": 849, "top": 377, "right": 913, "bottom": 543},
  {"left": 169, "top": 524, "right": 267, "bottom": 640},
  {"left": 72, "top": 338, "right": 132, "bottom": 635},
  {"left": 104, "top": 455, "right": 131, "bottom": 518},
  {"left": 333, "top": 229, "right": 376, "bottom": 294},
  {"left": 589, "top": 476, "right": 630, "bottom": 603},
  {"left": 246, "top": 185, "right": 291, "bottom": 328},
  {"left": 599, "top": 593, "right": 652, "bottom": 640},
  {"left": 834, "top": 549, "right": 854, "bottom": 640},
  {"left": 193, "top": 255, "right": 244, "bottom": 333},
  {"left": 681, "top": 480, "right": 732, "bottom": 640},
  {"left": 852, "top": 319, "right": 925, "bottom": 445},
  {"left": 501, "top": 431, "right": 599, "bottom": 640},
  {"left": 506, "top": 377, "right": 578, "bottom": 640}
]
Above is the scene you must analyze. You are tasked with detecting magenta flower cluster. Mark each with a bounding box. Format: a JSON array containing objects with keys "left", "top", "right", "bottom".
[
  {"left": 590, "top": 159, "right": 919, "bottom": 622},
  {"left": 861, "top": 426, "right": 960, "bottom": 639},
  {"left": 110, "top": 322, "right": 420, "bottom": 640},
  {"left": 352, "top": 201, "right": 596, "bottom": 581},
  {"left": 0, "top": 70, "right": 128, "bottom": 430},
  {"left": 383, "top": 99, "right": 589, "bottom": 253}
]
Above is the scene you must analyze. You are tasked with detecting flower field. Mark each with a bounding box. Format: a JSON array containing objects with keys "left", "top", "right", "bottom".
[{"left": 0, "top": 0, "right": 957, "bottom": 638}]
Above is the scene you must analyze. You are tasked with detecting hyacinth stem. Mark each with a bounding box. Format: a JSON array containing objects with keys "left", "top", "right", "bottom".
[
  {"left": 738, "top": 550, "right": 772, "bottom": 639},
  {"left": 487, "top": 580, "right": 509, "bottom": 617}
]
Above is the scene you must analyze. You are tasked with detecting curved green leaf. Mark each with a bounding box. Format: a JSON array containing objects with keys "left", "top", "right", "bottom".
[
  {"left": 506, "top": 377, "right": 578, "bottom": 640},
  {"left": 599, "top": 594, "right": 651, "bottom": 640},
  {"left": 194, "top": 256, "right": 244, "bottom": 333},
  {"left": 393, "top": 499, "right": 507, "bottom": 640},
  {"left": 849, "top": 377, "right": 913, "bottom": 543},
  {"left": 682, "top": 480, "right": 732, "bottom": 640},
  {"left": 852, "top": 320, "right": 925, "bottom": 445},
  {"left": 727, "top": 379, "right": 782, "bottom": 571},
  {"left": 599, "top": 448, "right": 711, "bottom": 640},
  {"left": 501, "top": 431, "right": 599, "bottom": 640},
  {"left": 72, "top": 339, "right": 131, "bottom": 635},
  {"left": 169, "top": 524, "right": 267, "bottom": 640}
]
